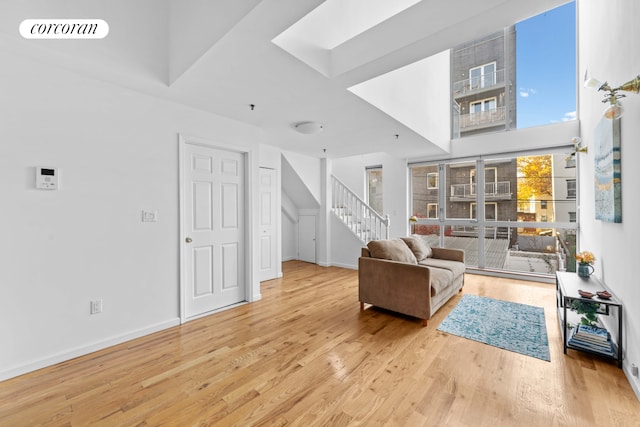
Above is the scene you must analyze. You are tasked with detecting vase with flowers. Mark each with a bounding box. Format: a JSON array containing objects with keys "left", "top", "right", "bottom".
[{"left": 575, "top": 251, "right": 596, "bottom": 277}]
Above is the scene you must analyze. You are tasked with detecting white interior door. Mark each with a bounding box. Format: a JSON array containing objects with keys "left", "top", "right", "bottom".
[
  {"left": 182, "top": 142, "right": 245, "bottom": 319},
  {"left": 259, "top": 167, "right": 277, "bottom": 282},
  {"left": 298, "top": 215, "right": 316, "bottom": 263}
]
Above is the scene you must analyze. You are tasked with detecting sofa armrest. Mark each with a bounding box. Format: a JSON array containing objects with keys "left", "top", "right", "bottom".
[
  {"left": 358, "top": 256, "right": 432, "bottom": 320},
  {"left": 431, "top": 247, "right": 465, "bottom": 263}
]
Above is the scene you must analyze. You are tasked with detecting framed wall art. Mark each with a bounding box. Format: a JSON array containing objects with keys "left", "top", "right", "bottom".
[{"left": 594, "top": 117, "right": 622, "bottom": 223}]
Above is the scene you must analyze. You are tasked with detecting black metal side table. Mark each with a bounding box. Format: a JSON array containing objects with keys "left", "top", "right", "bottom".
[{"left": 556, "top": 271, "right": 623, "bottom": 368}]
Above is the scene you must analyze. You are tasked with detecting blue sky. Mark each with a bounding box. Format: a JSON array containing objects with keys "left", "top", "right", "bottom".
[{"left": 516, "top": 1, "right": 576, "bottom": 129}]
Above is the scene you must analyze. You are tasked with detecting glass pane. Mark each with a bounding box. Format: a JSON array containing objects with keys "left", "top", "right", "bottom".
[
  {"left": 558, "top": 227, "right": 577, "bottom": 273},
  {"left": 483, "top": 227, "right": 576, "bottom": 275},
  {"left": 443, "top": 225, "right": 478, "bottom": 267},
  {"left": 366, "top": 168, "right": 383, "bottom": 215},
  {"left": 411, "top": 165, "right": 439, "bottom": 220},
  {"left": 411, "top": 154, "right": 577, "bottom": 274},
  {"left": 516, "top": 153, "right": 576, "bottom": 225},
  {"left": 516, "top": 2, "right": 576, "bottom": 129},
  {"left": 483, "top": 227, "right": 515, "bottom": 270},
  {"left": 485, "top": 99, "right": 496, "bottom": 110},
  {"left": 412, "top": 224, "right": 440, "bottom": 247},
  {"left": 488, "top": 158, "right": 517, "bottom": 222},
  {"left": 470, "top": 67, "right": 481, "bottom": 89},
  {"left": 484, "top": 63, "right": 496, "bottom": 86},
  {"left": 446, "top": 161, "right": 476, "bottom": 219}
]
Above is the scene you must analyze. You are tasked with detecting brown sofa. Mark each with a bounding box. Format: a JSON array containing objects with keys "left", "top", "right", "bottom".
[{"left": 358, "top": 237, "right": 465, "bottom": 326}]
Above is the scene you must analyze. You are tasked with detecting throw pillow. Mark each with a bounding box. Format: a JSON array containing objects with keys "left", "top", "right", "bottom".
[
  {"left": 400, "top": 236, "right": 432, "bottom": 261},
  {"left": 367, "top": 239, "right": 417, "bottom": 264}
]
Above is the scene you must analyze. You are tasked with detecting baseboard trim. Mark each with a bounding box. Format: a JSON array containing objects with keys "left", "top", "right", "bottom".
[
  {"left": 624, "top": 362, "right": 640, "bottom": 401},
  {"left": 184, "top": 302, "right": 250, "bottom": 323},
  {"left": 0, "top": 318, "right": 180, "bottom": 382},
  {"left": 331, "top": 262, "right": 358, "bottom": 270}
]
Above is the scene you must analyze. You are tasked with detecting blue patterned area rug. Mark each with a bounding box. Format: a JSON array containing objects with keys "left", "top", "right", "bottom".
[{"left": 437, "top": 294, "right": 550, "bottom": 362}]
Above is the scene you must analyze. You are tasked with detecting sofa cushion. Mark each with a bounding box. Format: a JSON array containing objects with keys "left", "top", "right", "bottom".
[
  {"left": 367, "top": 239, "right": 417, "bottom": 264},
  {"left": 428, "top": 267, "right": 454, "bottom": 296},
  {"left": 400, "top": 236, "right": 432, "bottom": 261},
  {"left": 418, "top": 258, "right": 465, "bottom": 279}
]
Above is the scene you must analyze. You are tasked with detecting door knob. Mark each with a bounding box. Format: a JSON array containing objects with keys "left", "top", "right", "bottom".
[{"left": 185, "top": 237, "right": 192, "bottom": 243}]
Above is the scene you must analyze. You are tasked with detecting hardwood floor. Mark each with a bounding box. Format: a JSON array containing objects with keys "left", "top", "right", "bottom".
[{"left": 1, "top": 261, "right": 638, "bottom": 426}]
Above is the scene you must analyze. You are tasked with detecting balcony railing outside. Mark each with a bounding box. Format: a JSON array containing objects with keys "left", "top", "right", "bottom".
[
  {"left": 450, "top": 181, "right": 511, "bottom": 198},
  {"left": 459, "top": 106, "right": 506, "bottom": 130},
  {"left": 453, "top": 69, "right": 505, "bottom": 96},
  {"left": 450, "top": 225, "right": 512, "bottom": 240}
]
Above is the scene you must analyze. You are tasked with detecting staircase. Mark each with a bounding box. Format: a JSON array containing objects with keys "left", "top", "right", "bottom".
[{"left": 331, "top": 175, "right": 390, "bottom": 244}]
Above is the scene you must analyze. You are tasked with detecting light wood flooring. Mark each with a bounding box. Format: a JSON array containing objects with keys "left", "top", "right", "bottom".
[{"left": 1, "top": 261, "right": 638, "bottom": 426}]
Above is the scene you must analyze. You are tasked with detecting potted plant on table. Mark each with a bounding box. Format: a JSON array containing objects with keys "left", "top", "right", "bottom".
[{"left": 571, "top": 299, "right": 599, "bottom": 326}]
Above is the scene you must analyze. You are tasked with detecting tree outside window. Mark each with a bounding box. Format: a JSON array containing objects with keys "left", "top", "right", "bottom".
[{"left": 517, "top": 155, "right": 553, "bottom": 212}]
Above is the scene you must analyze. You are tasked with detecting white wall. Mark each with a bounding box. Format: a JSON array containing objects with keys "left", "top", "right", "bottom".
[
  {"left": 578, "top": 0, "right": 640, "bottom": 397},
  {"left": 281, "top": 192, "right": 298, "bottom": 261},
  {"left": 259, "top": 144, "right": 281, "bottom": 169},
  {"left": 282, "top": 214, "right": 298, "bottom": 261},
  {"left": 348, "top": 49, "right": 451, "bottom": 151},
  {"left": 407, "top": 120, "right": 580, "bottom": 164},
  {"left": 281, "top": 150, "right": 322, "bottom": 205},
  {"left": 0, "top": 45, "right": 265, "bottom": 380},
  {"left": 168, "top": 0, "right": 261, "bottom": 84}
]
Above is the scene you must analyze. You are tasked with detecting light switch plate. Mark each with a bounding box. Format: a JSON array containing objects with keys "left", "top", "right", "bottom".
[{"left": 142, "top": 210, "right": 157, "bottom": 222}]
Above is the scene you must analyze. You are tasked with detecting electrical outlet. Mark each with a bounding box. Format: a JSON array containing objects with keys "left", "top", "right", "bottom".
[
  {"left": 90, "top": 300, "right": 103, "bottom": 314},
  {"left": 633, "top": 364, "right": 639, "bottom": 378}
]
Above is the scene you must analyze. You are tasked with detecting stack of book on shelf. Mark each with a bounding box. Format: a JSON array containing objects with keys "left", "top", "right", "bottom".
[{"left": 568, "top": 324, "right": 614, "bottom": 356}]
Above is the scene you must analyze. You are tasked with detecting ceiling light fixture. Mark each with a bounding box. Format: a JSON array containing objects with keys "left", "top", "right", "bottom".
[
  {"left": 293, "top": 121, "right": 324, "bottom": 135},
  {"left": 584, "top": 71, "right": 640, "bottom": 119}
]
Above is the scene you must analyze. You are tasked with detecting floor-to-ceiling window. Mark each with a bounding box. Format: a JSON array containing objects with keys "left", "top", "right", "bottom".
[
  {"left": 516, "top": 1, "right": 576, "bottom": 130},
  {"left": 451, "top": 1, "right": 576, "bottom": 138},
  {"left": 410, "top": 149, "right": 577, "bottom": 277}
]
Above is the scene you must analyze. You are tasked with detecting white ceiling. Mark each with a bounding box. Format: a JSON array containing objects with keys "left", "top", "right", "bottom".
[{"left": 1, "top": 0, "right": 571, "bottom": 159}]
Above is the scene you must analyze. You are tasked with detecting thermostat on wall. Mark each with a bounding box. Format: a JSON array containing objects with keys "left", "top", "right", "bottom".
[{"left": 35, "top": 166, "right": 58, "bottom": 189}]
